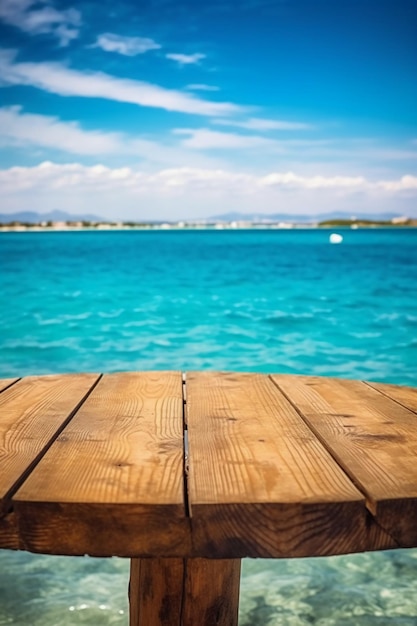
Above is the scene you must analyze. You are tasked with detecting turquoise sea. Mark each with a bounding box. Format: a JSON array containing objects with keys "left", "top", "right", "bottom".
[{"left": 1, "top": 228, "right": 417, "bottom": 625}]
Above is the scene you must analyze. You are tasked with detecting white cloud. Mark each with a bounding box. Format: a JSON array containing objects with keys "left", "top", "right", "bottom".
[
  {"left": 0, "top": 163, "right": 257, "bottom": 202},
  {"left": 150, "top": 167, "right": 255, "bottom": 189},
  {"left": 1, "top": 162, "right": 416, "bottom": 219},
  {"left": 376, "top": 175, "right": 417, "bottom": 192},
  {"left": 2, "top": 161, "right": 416, "bottom": 196},
  {"left": 0, "top": 105, "right": 126, "bottom": 155},
  {"left": 260, "top": 172, "right": 368, "bottom": 189},
  {"left": 174, "top": 128, "right": 279, "bottom": 149},
  {"left": 0, "top": 49, "right": 240, "bottom": 117},
  {"left": 91, "top": 33, "right": 161, "bottom": 56},
  {"left": 0, "top": 105, "right": 230, "bottom": 170},
  {"left": 0, "top": 0, "right": 81, "bottom": 46},
  {"left": 166, "top": 53, "right": 206, "bottom": 65},
  {"left": 213, "top": 117, "right": 313, "bottom": 131}
]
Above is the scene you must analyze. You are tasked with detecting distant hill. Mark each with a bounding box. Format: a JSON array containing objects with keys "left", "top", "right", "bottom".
[
  {"left": 208, "top": 211, "right": 402, "bottom": 223},
  {"left": 1, "top": 209, "right": 408, "bottom": 225},
  {"left": 0, "top": 211, "right": 102, "bottom": 224}
]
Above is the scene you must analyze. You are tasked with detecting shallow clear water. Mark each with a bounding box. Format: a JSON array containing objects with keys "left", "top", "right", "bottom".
[{"left": 1, "top": 228, "right": 416, "bottom": 624}]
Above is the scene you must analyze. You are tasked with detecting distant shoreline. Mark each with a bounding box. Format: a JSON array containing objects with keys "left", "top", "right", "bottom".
[{"left": 1, "top": 218, "right": 417, "bottom": 232}]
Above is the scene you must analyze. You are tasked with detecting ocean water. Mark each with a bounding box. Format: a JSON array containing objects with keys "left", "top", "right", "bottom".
[{"left": 0, "top": 228, "right": 416, "bottom": 625}]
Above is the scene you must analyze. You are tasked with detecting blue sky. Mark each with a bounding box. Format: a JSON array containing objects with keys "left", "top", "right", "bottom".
[{"left": 0, "top": 0, "right": 416, "bottom": 220}]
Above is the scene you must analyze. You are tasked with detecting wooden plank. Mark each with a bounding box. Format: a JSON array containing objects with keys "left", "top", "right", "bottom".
[
  {"left": 13, "top": 371, "right": 191, "bottom": 557},
  {"left": 0, "top": 511, "right": 19, "bottom": 550},
  {"left": 0, "top": 373, "right": 99, "bottom": 518},
  {"left": 182, "top": 558, "right": 241, "bottom": 626},
  {"left": 367, "top": 381, "right": 417, "bottom": 415},
  {"left": 271, "top": 374, "right": 417, "bottom": 547},
  {"left": 129, "top": 558, "right": 241, "bottom": 626},
  {"left": 129, "top": 558, "right": 184, "bottom": 626},
  {"left": 185, "top": 372, "right": 377, "bottom": 559},
  {"left": 0, "top": 378, "right": 19, "bottom": 393}
]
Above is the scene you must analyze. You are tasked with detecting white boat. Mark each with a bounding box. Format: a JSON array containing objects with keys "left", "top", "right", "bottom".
[{"left": 329, "top": 233, "right": 343, "bottom": 244}]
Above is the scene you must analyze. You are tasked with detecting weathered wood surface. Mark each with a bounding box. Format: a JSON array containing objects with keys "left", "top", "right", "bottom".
[
  {"left": 129, "top": 558, "right": 185, "bottom": 625},
  {"left": 0, "top": 373, "right": 99, "bottom": 517},
  {"left": 271, "top": 374, "right": 417, "bottom": 547},
  {"left": 0, "top": 371, "right": 416, "bottom": 558},
  {"left": 186, "top": 372, "right": 395, "bottom": 557},
  {"left": 0, "top": 511, "right": 19, "bottom": 550},
  {"left": 129, "top": 557, "right": 241, "bottom": 626},
  {"left": 0, "top": 378, "right": 19, "bottom": 393},
  {"left": 13, "top": 371, "right": 189, "bottom": 556},
  {"left": 367, "top": 380, "right": 417, "bottom": 415}
]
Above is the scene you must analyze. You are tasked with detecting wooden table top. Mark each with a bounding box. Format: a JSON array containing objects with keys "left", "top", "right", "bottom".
[{"left": 0, "top": 372, "right": 416, "bottom": 560}]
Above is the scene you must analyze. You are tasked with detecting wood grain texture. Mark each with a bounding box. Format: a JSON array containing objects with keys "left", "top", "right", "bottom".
[
  {"left": 0, "top": 373, "right": 99, "bottom": 516},
  {"left": 0, "top": 378, "right": 19, "bottom": 393},
  {"left": 2, "top": 371, "right": 415, "bottom": 559},
  {"left": 13, "top": 372, "right": 190, "bottom": 556},
  {"left": 129, "top": 558, "right": 241, "bottom": 626},
  {"left": 271, "top": 374, "right": 417, "bottom": 547},
  {"left": 129, "top": 558, "right": 184, "bottom": 626},
  {"left": 0, "top": 511, "right": 19, "bottom": 550},
  {"left": 367, "top": 381, "right": 417, "bottom": 415},
  {"left": 182, "top": 558, "right": 241, "bottom": 626},
  {"left": 186, "top": 372, "right": 369, "bottom": 558}
]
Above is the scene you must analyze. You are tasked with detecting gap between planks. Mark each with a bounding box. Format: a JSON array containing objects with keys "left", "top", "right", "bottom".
[
  {"left": 182, "top": 373, "right": 191, "bottom": 520},
  {"left": 267, "top": 376, "right": 383, "bottom": 518},
  {"left": 269, "top": 375, "right": 413, "bottom": 548},
  {"left": 1, "top": 374, "right": 103, "bottom": 518},
  {"left": 364, "top": 380, "right": 417, "bottom": 416},
  {"left": 0, "top": 378, "right": 21, "bottom": 394}
]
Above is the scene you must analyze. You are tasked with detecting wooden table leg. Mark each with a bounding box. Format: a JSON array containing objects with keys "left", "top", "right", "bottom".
[{"left": 129, "top": 557, "right": 241, "bottom": 626}]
